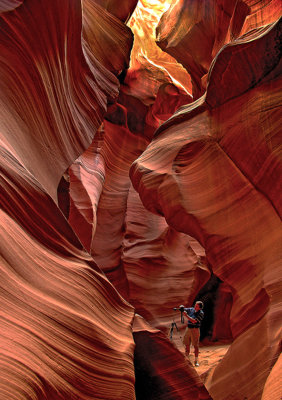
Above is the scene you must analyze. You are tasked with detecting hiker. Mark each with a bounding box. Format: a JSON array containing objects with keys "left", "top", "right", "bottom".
[{"left": 183, "top": 301, "right": 204, "bottom": 367}]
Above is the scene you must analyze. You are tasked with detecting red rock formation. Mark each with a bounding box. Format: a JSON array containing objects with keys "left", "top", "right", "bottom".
[
  {"left": 211, "top": 282, "right": 233, "bottom": 342},
  {"left": 262, "top": 353, "right": 282, "bottom": 400},
  {"left": 63, "top": 115, "right": 212, "bottom": 397},
  {"left": 128, "top": 0, "right": 193, "bottom": 95},
  {"left": 156, "top": 0, "right": 281, "bottom": 99},
  {"left": 0, "top": 1, "right": 136, "bottom": 398},
  {"left": 0, "top": 0, "right": 122, "bottom": 202},
  {"left": 0, "top": 0, "right": 22, "bottom": 12},
  {"left": 82, "top": 0, "right": 134, "bottom": 75},
  {"left": 67, "top": 131, "right": 105, "bottom": 254},
  {"left": 0, "top": 142, "right": 136, "bottom": 399},
  {"left": 133, "top": 314, "right": 212, "bottom": 399},
  {"left": 1, "top": 1, "right": 213, "bottom": 398},
  {"left": 131, "top": 17, "right": 282, "bottom": 400},
  {"left": 240, "top": 0, "right": 282, "bottom": 35},
  {"left": 123, "top": 186, "right": 210, "bottom": 330},
  {"left": 93, "top": 0, "right": 138, "bottom": 22},
  {"left": 2, "top": 0, "right": 281, "bottom": 398},
  {"left": 65, "top": 79, "right": 204, "bottom": 327}
]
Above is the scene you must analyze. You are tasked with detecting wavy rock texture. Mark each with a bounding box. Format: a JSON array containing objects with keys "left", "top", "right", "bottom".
[
  {"left": 0, "top": 0, "right": 22, "bottom": 12},
  {"left": 262, "top": 353, "right": 282, "bottom": 400},
  {"left": 2, "top": 0, "right": 281, "bottom": 399},
  {"left": 123, "top": 185, "right": 210, "bottom": 330},
  {"left": 133, "top": 314, "right": 212, "bottom": 400},
  {"left": 62, "top": 67, "right": 212, "bottom": 397},
  {"left": 64, "top": 119, "right": 212, "bottom": 397},
  {"left": 1, "top": 0, "right": 212, "bottom": 399},
  {"left": 240, "top": 0, "right": 282, "bottom": 35},
  {"left": 93, "top": 0, "right": 138, "bottom": 22},
  {"left": 131, "top": 17, "right": 282, "bottom": 400},
  {"left": 68, "top": 131, "right": 105, "bottom": 255},
  {"left": 65, "top": 80, "right": 208, "bottom": 329},
  {"left": 82, "top": 0, "right": 134, "bottom": 75},
  {"left": 0, "top": 1, "right": 135, "bottom": 399},
  {"left": 156, "top": 0, "right": 282, "bottom": 99},
  {"left": 0, "top": 0, "right": 122, "bottom": 202},
  {"left": 128, "top": 0, "right": 193, "bottom": 94},
  {"left": 0, "top": 142, "right": 136, "bottom": 399}
]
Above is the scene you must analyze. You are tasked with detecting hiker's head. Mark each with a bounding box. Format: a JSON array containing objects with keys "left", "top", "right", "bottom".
[{"left": 195, "top": 301, "right": 204, "bottom": 311}]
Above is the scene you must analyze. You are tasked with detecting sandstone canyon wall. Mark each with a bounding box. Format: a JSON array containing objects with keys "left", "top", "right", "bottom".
[
  {"left": 130, "top": 12, "right": 282, "bottom": 400},
  {"left": 0, "top": 0, "right": 212, "bottom": 399},
  {"left": 1, "top": 0, "right": 281, "bottom": 399}
]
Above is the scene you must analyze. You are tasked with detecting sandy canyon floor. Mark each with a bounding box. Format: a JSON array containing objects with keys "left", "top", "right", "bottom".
[{"left": 171, "top": 333, "right": 230, "bottom": 379}]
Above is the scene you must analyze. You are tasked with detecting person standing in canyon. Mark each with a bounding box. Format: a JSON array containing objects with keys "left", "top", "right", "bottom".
[{"left": 183, "top": 301, "right": 204, "bottom": 367}]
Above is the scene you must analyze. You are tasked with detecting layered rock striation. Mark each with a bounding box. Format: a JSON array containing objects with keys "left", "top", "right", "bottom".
[
  {"left": 0, "top": 0, "right": 122, "bottom": 202},
  {"left": 156, "top": 0, "right": 282, "bottom": 99},
  {"left": 0, "top": 143, "right": 136, "bottom": 399},
  {"left": 64, "top": 78, "right": 208, "bottom": 328},
  {"left": 1, "top": 0, "right": 281, "bottom": 399},
  {"left": 0, "top": 1, "right": 137, "bottom": 398},
  {"left": 131, "top": 17, "right": 282, "bottom": 400},
  {"left": 0, "top": 0, "right": 213, "bottom": 399}
]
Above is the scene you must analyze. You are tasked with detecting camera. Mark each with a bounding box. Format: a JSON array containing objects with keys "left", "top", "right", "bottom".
[
  {"left": 173, "top": 305, "right": 185, "bottom": 312},
  {"left": 173, "top": 305, "right": 185, "bottom": 324}
]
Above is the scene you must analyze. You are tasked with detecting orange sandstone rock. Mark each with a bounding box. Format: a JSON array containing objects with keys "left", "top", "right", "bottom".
[
  {"left": 93, "top": 0, "right": 138, "bottom": 22},
  {"left": 261, "top": 353, "right": 282, "bottom": 400},
  {"left": 133, "top": 314, "right": 212, "bottom": 399},
  {"left": 65, "top": 80, "right": 203, "bottom": 324},
  {"left": 0, "top": 0, "right": 121, "bottom": 202},
  {"left": 0, "top": 1, "right": 136, "bottom": 398},
  {"left": 82, "top": 0, "right": 134, "bottom": 75},
  {"left": 0, "top": 143, "right": 136, "bottom": 400},
  {"left": 123, "top": 186, "right": 210, "bottom": 330},
  {"left": 131, "top": 18, "right": 282, "bottom": 400},
  {"left": 68, "top": 131, "right": 105, "bottom": 254},
  {"left": 1, "top": 0, "right": 281, "bottom": 398},
  {"left": 156, "top": 0, "right": 281, "bottom": 99}
]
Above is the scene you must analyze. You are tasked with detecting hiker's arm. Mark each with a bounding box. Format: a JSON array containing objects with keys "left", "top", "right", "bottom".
[{"left": 183, "top": 312, "right": 197, "bottom": 323}]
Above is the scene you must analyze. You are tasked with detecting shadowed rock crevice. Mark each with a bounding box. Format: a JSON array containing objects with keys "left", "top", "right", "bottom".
[
  {"left": 133, "top": 315, "right": 212, "bottom": 400},
  {"left": 193, "top": 273, "right": 233, "bottom": 342}
]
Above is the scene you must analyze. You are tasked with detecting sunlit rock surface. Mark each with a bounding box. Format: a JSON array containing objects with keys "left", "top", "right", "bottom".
[
  {"left": 131, "top": 17, "right": 282, "bottom": 400},
  {"left": 156, "top": 0, "right": 281, "bottom": 99},
  {"left": 262, "top": 353, "right": 282, "bottom": 400},
  {"left": 0, "top": 0, "right": 136, "bottom": 398},
  {"left": 1, "top": 0, "right": 281, "bottom": 399},
  {"left": 0, "top": 141, "right": 136, "bottom": 399},
  {"left": 64, "top": 75, "right": 207, "bottom": 326},
  {"left": 82, "top": 0, "right": 134, "bottom": 75},
  {"left": 128, "top": 0, "right": 193, "bottom": 94},
  {"left": 0, "top": 0, "right": 122, "bottom": 202},
  {"left": 123, "top": 186, "right": 210, "bottom": 330}
]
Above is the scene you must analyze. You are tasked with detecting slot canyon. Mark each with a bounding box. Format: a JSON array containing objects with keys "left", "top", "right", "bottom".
[{"left": 0, "top": 1, "right": 281, "bottom": 399}]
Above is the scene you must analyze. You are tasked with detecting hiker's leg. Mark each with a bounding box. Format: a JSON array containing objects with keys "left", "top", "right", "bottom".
[
  {"left": 183, "top": 328, "right": 191, "bottom": 356},
  {"left": 191, "top": 329, "right": 200, "bottom": 366}
]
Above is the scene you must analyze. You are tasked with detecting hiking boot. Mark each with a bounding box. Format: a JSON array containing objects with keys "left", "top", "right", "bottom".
[{"left": 194, "top": 361, "right": 199, "bottom": 367}]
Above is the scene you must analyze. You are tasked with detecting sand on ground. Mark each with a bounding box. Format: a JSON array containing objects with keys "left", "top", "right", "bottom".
[{"left": 169, "top": 329, "right": 231, "bottom": 380}]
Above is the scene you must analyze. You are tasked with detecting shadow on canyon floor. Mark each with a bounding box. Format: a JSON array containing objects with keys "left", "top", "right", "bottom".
[{"left": 171, "top": 334, "right": 231, "bottom": 380}]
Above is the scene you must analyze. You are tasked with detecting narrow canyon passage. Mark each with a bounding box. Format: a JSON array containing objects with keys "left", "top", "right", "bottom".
[{"left": 1, "top": 1, "right": 281, "bottom": 400}]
